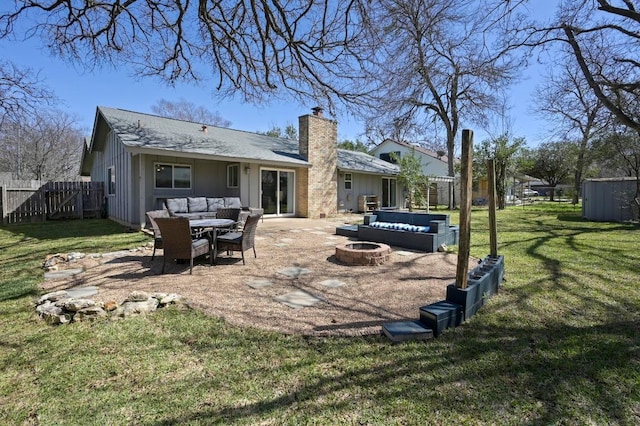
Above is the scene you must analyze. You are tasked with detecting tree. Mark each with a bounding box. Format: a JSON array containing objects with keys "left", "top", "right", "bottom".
[
  {"left": 151, "top": 98, "right": 231, "bottom": 127},
  {"left": 337, "top": 139, "right": 371, "bottom": 153},
  {"left": 391, "top": 149, "right": 428, "bottom": 212},
  {"left": 525, "top": 141, "right": 574, "bottom": 201},
  {"left": 494, "top": 0, "right": 640, "bottom": 135},
  {"left": 0, "top": 1, "right": 370, "bottom": 109},
  {"left": 0, "top": 60, "right": 55, "bottom": 128},
  {"left": 534, "top": 61, "right": 608, "bottom": 204},
  {"left": 474, "top": 133, "right": 525, "bottom": 209},
  {"left": 359, "top": 0, "right": 519, "bottom": 208},
  {"left": 258, "top": 125, "right": 298, "bottom": 140},
  {"left": 0, "top": 109, "right": 84, "bottom": 181}
]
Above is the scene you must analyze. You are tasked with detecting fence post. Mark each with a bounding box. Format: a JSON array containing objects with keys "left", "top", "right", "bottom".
[
  {"left": 487, "top": 158, "right": 498, "bottom": 257},
  {"left": 455, "top": 129, "right": 473, "bottom": 289},
  {"left": 1, "top": 186, "right": 6, "bottom": 224}
]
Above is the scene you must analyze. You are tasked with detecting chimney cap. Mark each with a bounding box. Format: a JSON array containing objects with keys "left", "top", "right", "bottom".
[{"left": 311, "top": 106, "right": 324, "bottom": 116}]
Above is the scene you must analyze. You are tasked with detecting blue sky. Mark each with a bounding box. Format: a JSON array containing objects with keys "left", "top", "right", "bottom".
[{"left": 1, "top": 3, "right": 557, "bottom": 148}]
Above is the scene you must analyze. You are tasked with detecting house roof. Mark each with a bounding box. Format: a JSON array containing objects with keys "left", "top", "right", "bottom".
[
  {"left": 84, "top": 107, "right": 399, "bottom": 176},
  {"left": 337, "top": 149, "right": 399, "bottom": 175},
  {"left": 373, "top": 139, "right": 451, "bottom": 164},
  {"left": 88, "top": 106, "right": 312, "bottom": 169}
]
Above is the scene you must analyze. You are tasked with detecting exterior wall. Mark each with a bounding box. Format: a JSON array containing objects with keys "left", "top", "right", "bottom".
[
  {"left": 337, "top": 173, "right": 404, "bottom": 212},
  {"left": 582, "top": 178, "right": 638, "bottom": 222},
  {"left": 295, "top": 168, "right": 309, "bottom": 217},
  {"left": 372, "top": 140, "right": 455, "bottom": 207},
  {"left": 92, "top": 130, "right": 132, "bottom": 226},
  {"left": 371, "top": 140, "right": 449, "bottom": 177},
  {"left": 298, "top": 113, "right": 338, "bottom": 218}
]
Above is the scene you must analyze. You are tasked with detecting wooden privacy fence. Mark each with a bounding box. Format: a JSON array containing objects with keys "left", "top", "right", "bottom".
[{"left": 1, "top": 181, "right": 104, "bottom": 224}]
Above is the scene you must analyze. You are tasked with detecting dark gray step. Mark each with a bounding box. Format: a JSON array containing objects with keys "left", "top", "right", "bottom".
[
  {"left": 382, "top": 320, "right": 434, "bottom": 342},
  {"left": 419, "top": 300, "right": 463, "bottom": 337}
]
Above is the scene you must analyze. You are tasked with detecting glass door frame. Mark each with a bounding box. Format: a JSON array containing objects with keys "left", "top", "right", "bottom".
[
  {"left": 381, "top": 177, "right": 397, "bottom": 208},
  {"left": 260, "top": 167, "right": 296, "bottom": 217}
]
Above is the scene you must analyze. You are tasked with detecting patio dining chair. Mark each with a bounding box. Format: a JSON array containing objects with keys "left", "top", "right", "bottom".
[
  {"left": 214, "top": 214, "right": 261, "bottom": 265},
  {"left": 145, "top": 209, "right": 170, "bottom": 260},
  {"left": 215, "top": 207, "right": 242, "bottom": 229},
  {"left": 155, "top": 217, "right": 212, "bottom": 274}
]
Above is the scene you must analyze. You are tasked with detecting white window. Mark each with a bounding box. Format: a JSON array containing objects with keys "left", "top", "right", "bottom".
[
  {"left": 155, "top": 163, "right": 191, "bottom": 189},
  {"left": 107, "top": 166, "right": 115, "bottom": 195},
  {"left": 227, "top": 164, "right": 239, "bottom": 188},
  {"left": 344, "top": 173, "right": 352, "bottom": 190}
]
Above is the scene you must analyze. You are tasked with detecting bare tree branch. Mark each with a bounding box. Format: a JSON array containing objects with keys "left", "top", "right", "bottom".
[{"left": 0, "top": 1, "right": 372, "bottom": 110}]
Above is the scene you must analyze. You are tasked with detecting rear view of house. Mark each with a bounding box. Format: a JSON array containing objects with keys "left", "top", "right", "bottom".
[{"left": 81, "top": 106, "right": 401, "bottom": 228}]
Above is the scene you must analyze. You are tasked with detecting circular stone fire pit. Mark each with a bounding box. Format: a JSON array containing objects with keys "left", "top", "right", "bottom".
[{"left": 335, "top": 242, "right": 391, "bottom": 266}]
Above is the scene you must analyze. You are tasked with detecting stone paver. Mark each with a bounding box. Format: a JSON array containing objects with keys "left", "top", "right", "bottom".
[
  {"left": 247, "top": 279, "right": 273, "bottom": 289},
  {"left": 44, "top": 268, "right": 84, "bottom": 281},
  {"left": 394, "top": 250, "right": 415, "bottom": 256},
  {"left": 318, "top": 279, "right": 346, "bottom": 288},
  {"left": 275, "top": 290, "right": 323, "bottom": 309},
  {"left": 66, "top": 286, "right": 99, "bottom": 298},
  {"left": 277, "top": 266, "right": 312, "bottom": 278}
]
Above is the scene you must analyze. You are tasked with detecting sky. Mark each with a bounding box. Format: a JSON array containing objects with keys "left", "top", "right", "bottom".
[{"left": 1, "top": 3, "right": 558, "bottom": 148}]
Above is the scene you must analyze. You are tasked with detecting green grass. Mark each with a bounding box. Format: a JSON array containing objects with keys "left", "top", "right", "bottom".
[{"left": 1, "top": 206, "right": 639, "bottom": 425}]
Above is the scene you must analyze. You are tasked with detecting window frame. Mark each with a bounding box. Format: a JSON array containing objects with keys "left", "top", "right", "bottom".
[
  {"left": 107, "top": 166, "right": 115, "bottom": 195},
  {"left": 154, "top": 163, "right": 192, "bottom": 189},
  {"left": 227, "top": 164, "right": 240, "bottom": 188},
  {"left": 344, "top": 172, "right": 352, "bottom": 190}
]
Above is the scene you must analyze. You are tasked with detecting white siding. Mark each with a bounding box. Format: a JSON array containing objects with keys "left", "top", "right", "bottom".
[{"left": 371, "top": 140, "right": 449, "bottom": 177}]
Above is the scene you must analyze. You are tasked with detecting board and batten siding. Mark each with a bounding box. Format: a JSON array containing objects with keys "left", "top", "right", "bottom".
[
  {"left": 338, "top": 173, "right": 400, "bottom": 212},
  {"left": 582, "top": 178, "right": 638, "bottom": 222},
  {"left": 91, "top": 130, "right": 133, "bottom": 226},
  {"left": 141, "top": 155, "right": 242, "bottom": 212}
]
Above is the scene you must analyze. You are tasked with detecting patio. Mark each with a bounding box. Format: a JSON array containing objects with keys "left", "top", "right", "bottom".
[{"left": 40, "top": 215, "right": 473, "bottom": 336}]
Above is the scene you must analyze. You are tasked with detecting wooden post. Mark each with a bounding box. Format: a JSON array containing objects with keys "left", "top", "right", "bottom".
[
  {"left": 456, "top": 130, "right": 473, "bottom": 289},
  {"left": 1, "top": 186, "right": 6, "bottom": 224},
  {"left": 487, "top": 158, "right": 498, "bottom": 257}
]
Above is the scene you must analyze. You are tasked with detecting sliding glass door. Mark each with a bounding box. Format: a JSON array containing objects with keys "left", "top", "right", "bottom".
[
  {"left": 261, "top": 169, "right": 295, "bottom": 215},
  {"left": 381, "top": 177, "right": 397, "bottom": 208}
]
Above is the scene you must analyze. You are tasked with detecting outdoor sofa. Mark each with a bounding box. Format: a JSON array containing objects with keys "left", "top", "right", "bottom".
[
  {"left": 357, "top": 210, "right": 459, "bottom": 252},
  {"left": 163, "top": 197, "right": 263, "bottom": 220}
]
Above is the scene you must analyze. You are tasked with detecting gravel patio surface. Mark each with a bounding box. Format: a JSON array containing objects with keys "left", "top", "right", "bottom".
[{"left": 41, "top": 214, "right": 475, "bottom": 337}]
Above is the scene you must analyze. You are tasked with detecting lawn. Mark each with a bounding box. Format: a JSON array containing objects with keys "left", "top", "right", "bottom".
[{"left": 1, "top": 203, "right": 639, "bottom": 425}]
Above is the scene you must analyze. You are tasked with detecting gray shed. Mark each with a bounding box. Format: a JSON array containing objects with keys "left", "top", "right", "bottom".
[{"left": 582, "top": 177, "right": 639, "bottom": 222}]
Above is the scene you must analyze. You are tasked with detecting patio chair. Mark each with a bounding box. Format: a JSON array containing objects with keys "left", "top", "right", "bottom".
[
  {"left": 155, "top": 217, "right": 212, "bottom": 274},
  {"left": 215, "top": 207, "right": 242, "bottom": 229},
  {"left": 214, "top": 214, "right": 261, "bottom": 265},
  {"left": 145, "top": 209, "right": 170, "bottom": 260}
]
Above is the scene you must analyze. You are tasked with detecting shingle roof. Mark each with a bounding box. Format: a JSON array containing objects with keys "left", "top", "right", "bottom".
[
  {"left": 92, "top": 107, "right": 399, "bottom": 175},
  {"left": 337, "top": 149, "right": 399, "bottom": 175},
  {"left": 96, "top": 106, "right": 311, "bottom": 167}
]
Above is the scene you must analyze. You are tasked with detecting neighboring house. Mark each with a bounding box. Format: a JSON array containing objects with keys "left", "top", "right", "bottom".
[
  {"left": 582, "top": 177, "right": 639, "bottom": 222},
  {"left": 370, "top": 139, "right": 454, "bottom": 207},
  {"left": 81, "top": 106, "right": 401, "bottom": 228}
]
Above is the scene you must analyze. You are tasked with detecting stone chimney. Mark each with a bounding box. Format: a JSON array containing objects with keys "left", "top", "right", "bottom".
[{"left": 297, "top": 107, "right": 338, "bottom": 218}]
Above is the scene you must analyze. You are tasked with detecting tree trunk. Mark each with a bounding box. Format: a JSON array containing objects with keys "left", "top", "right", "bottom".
[{"left": 574, "top": 136, "right": 588, "bottom": 205}]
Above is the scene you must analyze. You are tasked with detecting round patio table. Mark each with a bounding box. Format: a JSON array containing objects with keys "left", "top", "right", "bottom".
[{"left": 189, "top": 218, "right": 235, "bottom": 230}]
